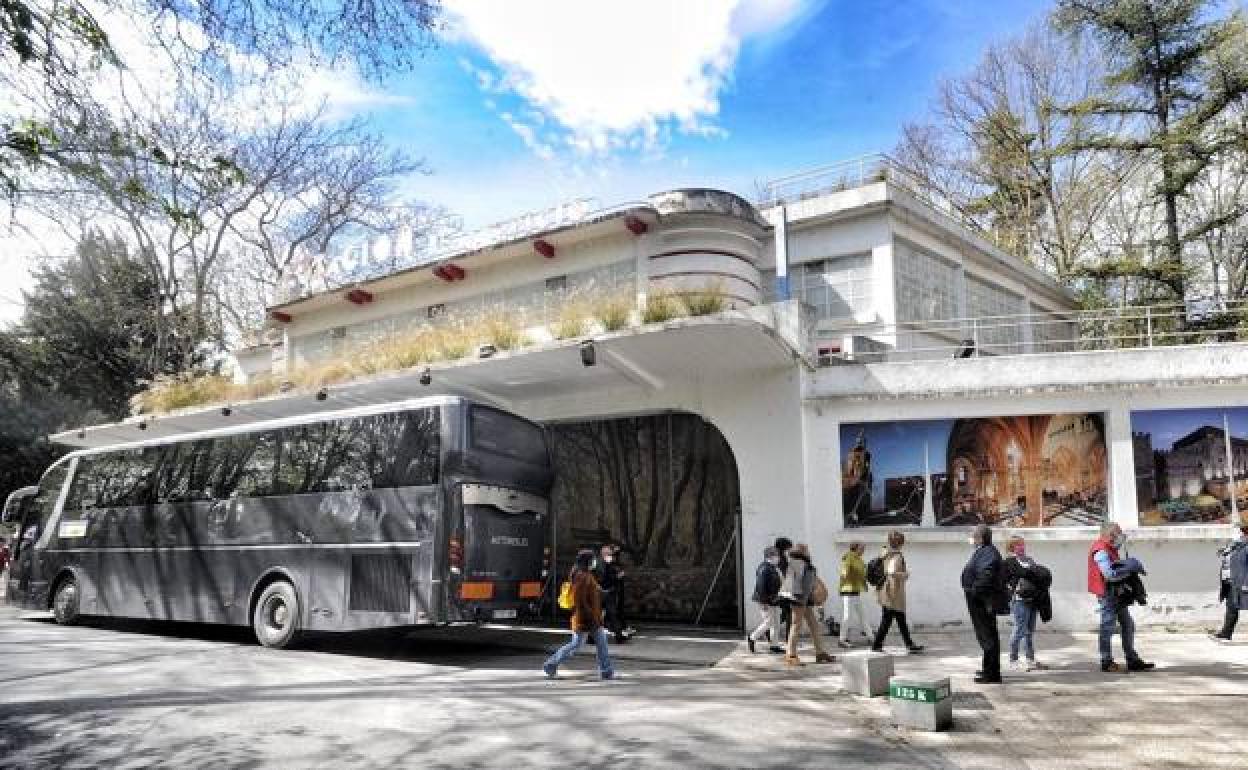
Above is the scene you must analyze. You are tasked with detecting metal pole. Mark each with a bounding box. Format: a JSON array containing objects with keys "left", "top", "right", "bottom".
[
  {"left": 696, "top": 528, "right": 738, "bottom": 626},
  {"left": 1146, "top": 306, "right": 1153, "bottom": 347},
  {"left": 1225, "top": 412, "right": 1241, "bottom": 524},
  {"left": 972, "top": 318, "right": 980, "bottom": 357}
]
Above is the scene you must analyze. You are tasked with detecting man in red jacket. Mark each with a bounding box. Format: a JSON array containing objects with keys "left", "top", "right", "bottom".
[{"left": 1089, "top": 523, "right": 1155, "bottom": 673}]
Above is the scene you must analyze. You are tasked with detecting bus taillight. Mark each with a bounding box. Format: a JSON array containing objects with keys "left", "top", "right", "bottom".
[
  {"left": 460, "top": 581, "right": 494, "bottom": 600},
  {"left": 518, "top": 581, "right": 542, "bottom": 599},
  {"left": 449, "top": 536, "right": 464, "bottom": 575}
]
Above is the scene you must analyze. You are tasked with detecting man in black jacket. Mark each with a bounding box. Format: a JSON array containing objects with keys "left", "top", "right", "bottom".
[{"left": 962, "top": 524, "right": 1005, "bottom": 684}]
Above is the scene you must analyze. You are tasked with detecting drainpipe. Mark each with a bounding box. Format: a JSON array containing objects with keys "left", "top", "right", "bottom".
[
  {"left": 1225, "top": 411, "right": 1241, "bottom": 524},
  {"left": 774, "top": 204, "right": 790, "bottom": 301}
]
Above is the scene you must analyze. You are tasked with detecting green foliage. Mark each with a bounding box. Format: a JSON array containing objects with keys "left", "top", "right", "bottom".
[
  {"left": 642, "top": 290, "right": 687, "bottom": 324},
  {"left": 683, "top": 283, "right": 729, "bottom": 316}
]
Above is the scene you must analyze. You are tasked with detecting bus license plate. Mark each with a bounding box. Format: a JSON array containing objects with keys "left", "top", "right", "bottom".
[{"left": 492, "top": 609, "right": 517, "bottom": 620}]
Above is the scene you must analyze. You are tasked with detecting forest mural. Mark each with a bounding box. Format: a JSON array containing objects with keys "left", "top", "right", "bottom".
[{"left": 547, "top": 413, "right": 741, "bottom": 626}]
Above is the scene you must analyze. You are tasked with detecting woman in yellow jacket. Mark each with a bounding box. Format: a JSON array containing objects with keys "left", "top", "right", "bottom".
[{"left": 838, "top": 542, "right": 872, "bottom": 648}]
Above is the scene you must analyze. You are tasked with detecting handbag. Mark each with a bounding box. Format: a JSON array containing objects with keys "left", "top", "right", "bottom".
[{"left": 557, "top": 580, "right": 574, "bottom": 610}]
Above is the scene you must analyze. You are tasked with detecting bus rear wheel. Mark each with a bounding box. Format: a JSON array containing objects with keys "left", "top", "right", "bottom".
[
  {"left": 253, "top": 581, "right": 300, "bottom": 649},
  {"left": 52, "top": 577, "right": 81, "bottom": 626}
]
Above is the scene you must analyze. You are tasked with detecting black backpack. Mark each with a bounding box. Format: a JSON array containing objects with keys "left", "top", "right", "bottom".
[{"left": 865, "top": 556, "right": 887, "bottom": 588}]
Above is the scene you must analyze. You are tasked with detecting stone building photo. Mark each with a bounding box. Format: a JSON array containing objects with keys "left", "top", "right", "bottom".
[
  {"left": 841, "top": 413, "right": 1107, "bottom": 528},
  {"left": 1132, "top": 407, "right": 1248, "bottom": 525},
  {"left": 546, "top": 413, "right": 741, "bottom": 626}
]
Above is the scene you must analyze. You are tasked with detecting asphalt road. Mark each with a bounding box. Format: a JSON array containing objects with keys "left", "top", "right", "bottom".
[{"left": 2, "top": 608, "right": 1247, "bottom": 769}]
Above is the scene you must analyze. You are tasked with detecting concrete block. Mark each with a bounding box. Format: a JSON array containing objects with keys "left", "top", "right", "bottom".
[
  {"left": 841, "top": 651, "right": 894, "bottom": 696},
  {"left": 888, "top": 675, "right": 953, "bottom": 731}
]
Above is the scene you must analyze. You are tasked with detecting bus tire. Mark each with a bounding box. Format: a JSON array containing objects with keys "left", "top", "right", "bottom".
[
  {"left": 52, "top": 576, "right": 81, "bottom": 626},
  {"left": 252, "top": 580, "right": 300, "bottom": 649}
]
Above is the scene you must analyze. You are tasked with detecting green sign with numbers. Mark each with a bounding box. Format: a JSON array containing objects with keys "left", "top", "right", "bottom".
[{"left": 889, "top": 684, "right": 951, "bottom": 703}]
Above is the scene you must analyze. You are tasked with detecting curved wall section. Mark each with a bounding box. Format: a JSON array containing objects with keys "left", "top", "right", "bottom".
[{"left": 646, "top": 189, "right": 768, "bottom": 308}]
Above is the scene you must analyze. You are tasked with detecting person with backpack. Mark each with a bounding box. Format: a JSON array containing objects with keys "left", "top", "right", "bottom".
[
  {"left": 870, "top": 531, "right": 924, "bottom": 654},
  {"left": 962, "top": 524, "right": 1005, "bottom": 684},
  {"left": 778, "top": 543, "right": 835, "bottom": 666},
  {"left": 543, "top": 549, "right": 615, "bottom": 680},
  {"left": 748, "top": 546, "right": 785, "bottom": 654},
  {"left": 1003, "top": 534, "right": 1052, "bottom": 671},
  {"left": 1211, "top": 524, "right": 1248, "bottom": 643},
  {"left": 838, "top": 542, "right": 872, "bottom": 648}
]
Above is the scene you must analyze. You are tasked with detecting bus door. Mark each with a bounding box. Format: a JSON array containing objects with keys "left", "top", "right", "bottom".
[
  {"left": 458, "top": 484, "right": 546, "bottom": 619},
  {"left": 7, "top": 463, "right": 71, "bottom": 609},
  {"left": 3, "top": 487, "right": 37, "bottom": 603}
]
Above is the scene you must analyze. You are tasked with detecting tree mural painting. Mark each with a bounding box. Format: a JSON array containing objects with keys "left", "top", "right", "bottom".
[
  {"left": 841, "top": 413, "right": 1108, "bottom": 528},
  {"left": 548, "top": 413, "right": 741, "bottom": 626}
]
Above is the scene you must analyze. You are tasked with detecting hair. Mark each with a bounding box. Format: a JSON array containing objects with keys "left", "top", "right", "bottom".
[
  {"left": 887, "top": 530, "right": 905, "bottom": 548},
  {"left": 571, "top": 548, "right": 595, "bottom": 578},
  {"left": 1006, "top": 534, "right": 1024, "bottom": 552},
  {"left": 1099, "top": 522, "right": 1120, "bottom": 538},
  {"left": 774, "top": 536, "right": 793, "bottom": 552},
  {"left": 790, "top": 542, "right": 811, "bottom": 560},
  {"left": 973, "top": 524, "right": 992, "bottom": 545},
  {"left": 763, "top": 546, "right": 779, "bottom": 558},
  {"left": 848, "top": 541, "right": 863, "bottom": 554}
]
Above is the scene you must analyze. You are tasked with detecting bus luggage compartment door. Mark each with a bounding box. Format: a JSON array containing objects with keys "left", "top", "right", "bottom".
[{"left": 458, "top": 484, "right": 546, "bottom": 620}]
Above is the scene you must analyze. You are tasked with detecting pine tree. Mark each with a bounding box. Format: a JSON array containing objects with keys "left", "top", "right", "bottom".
[{"left": 1056, "top": 0, "right": 1248, "bottom": 306}]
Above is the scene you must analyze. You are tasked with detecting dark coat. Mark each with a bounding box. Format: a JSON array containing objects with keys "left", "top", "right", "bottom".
[
  {"left": 1226, "top": 541, "right": 1248, "bottom": 611},
  {"left": 1004, "top": 555, "right": 1054, "bottom": 623},
  {"left": 961, "top": 544, "right": 1004, "bottom": 606},
  {"left": 594, "top": 559, "right": 621, "bottom": 593},
  {"left": 752, "top": 561, "right": 782, "bottom": 605}
]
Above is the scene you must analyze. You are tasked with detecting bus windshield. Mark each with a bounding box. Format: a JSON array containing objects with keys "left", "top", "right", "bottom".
[{"left": 469, "top": 406, "right": 547, "bottom": 466}]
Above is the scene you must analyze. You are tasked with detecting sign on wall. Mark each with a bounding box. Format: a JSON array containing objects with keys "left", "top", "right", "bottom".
[
  {"left": 840, "top": 414, "right": 1108, "bottom": 528},
  {"left": 1130, "top": 407, "right": 1248, "bottom": 526}
]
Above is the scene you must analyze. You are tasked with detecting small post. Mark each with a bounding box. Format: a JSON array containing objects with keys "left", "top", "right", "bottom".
[
  {"left": 971, "top": 318, "right": 980, "bottom": 357},
  {"left": 1146, "top": 306, "right": 1153, "bottom": 347}
]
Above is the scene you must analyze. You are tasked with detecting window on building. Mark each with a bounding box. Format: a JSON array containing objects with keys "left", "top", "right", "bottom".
[
  {"left": 545, "top": 275, "right": 567, "bottom": 292},
  {"left": 895, "top": 243, "right": 962, "bottom": 323},
  {"left": 966, "top": 276, "right": 1024, "bottom": 355},
  {"left": 791, "top": 255, "right": 873, "bottom": 321},
  {"left": 426, "top": 304, "right": 445, "bottom": 320}
]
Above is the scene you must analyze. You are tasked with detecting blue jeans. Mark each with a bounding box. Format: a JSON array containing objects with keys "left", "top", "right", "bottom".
[
  {"left": 544, "top": 627, "right": 614, "bottom": 677},
  {"left": 1098, "top": 595, "right": 1138, "bottom": 665},
  {"left": 1009, "top": 598, "right": 1036, "bottom": 661}
]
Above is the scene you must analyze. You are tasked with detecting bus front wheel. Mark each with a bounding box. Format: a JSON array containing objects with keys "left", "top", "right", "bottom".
[
  {"left": 52, "top": 577, "right": 81, "bottom": 626},
  {"left": 253, "top": 581, "right": 300, "bottom": 649}
]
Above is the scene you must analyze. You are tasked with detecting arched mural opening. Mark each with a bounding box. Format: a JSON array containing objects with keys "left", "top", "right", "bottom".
[{"left": 546, "top": 412, "right": 742, "bottom": 628}]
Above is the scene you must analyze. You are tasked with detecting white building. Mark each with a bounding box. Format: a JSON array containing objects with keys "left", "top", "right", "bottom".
[{"left": 64, "top": 157, "right": 1248, "bottom": 633}]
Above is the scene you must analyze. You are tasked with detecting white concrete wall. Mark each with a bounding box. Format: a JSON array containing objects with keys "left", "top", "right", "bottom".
[{"left": 807, "top": 347, "right": 1248, "bottom": 631}]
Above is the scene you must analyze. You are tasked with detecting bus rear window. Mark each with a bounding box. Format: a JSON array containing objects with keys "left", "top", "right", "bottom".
[{"left": 470, "top": 407, "right": 548, "bottom": 466}]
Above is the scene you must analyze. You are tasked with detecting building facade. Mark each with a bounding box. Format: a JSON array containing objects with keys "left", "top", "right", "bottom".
[{"left": 65, "top": 167, "right": 1248, "bottom": 633}]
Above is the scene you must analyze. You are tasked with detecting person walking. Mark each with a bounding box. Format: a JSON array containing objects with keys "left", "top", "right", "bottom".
[
  {"left": 1212, "top": 524, "right": 1248, "bottom": 643},
  {"left": 838, "top": 542, "right": 871, "bottom": 649},
  {"left": 748, "top": 546, "right": 785, "bottom": 654},
  {"left": 774, "top": 536, "right": 794, "bottom": 642},
  {"left": 543, "top": 550, "right": 615, "bottom": 680},
  {"left": 1003, "top": 534, "right": 1050, "bottom": 671},
  {"left": 871, "top": 531, "right": 924, "bottom": 654},
  {"left": 1089, "top": 523, "right": 1155, "bottom": 673},
  {"left": 778, "top": 543, "right": 835, "bottom": 666},
  {"left": 962, "top": 524, "right": 1005, "bottom": 684},
  {"left": 593, "top": 543, "right": 629, "bottom": 644}
]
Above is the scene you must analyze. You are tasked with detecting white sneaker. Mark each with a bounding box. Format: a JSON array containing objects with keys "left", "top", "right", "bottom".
[
  {"left": 1009, "top": 659, "right": 1026, "bottom": 672},
  {"left": 1026, "top": 660, "right": 1047, "bottom": 671}
]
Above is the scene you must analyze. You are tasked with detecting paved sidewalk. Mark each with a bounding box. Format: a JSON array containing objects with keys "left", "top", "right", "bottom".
[{"left": 1, "top": 608, "right": 1245, "bottom": 768}]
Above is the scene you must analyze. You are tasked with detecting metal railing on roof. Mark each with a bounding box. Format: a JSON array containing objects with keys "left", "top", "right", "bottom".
[{"left": 823, "top": 296, "right": 1248, "bottom": 363}]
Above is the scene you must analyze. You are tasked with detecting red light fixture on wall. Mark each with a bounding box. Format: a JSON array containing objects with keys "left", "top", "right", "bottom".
[
  {"left": 533, "top": 238, "right": 556, "bottom": 258},
  {"left": 434, "top": 263, "right": 466, "bottom": 281},
  {"left": 624, "top": 215, "right": 648, "bottom": 235},
  {"left": 345, "top": 288, "right": 374, "bottom": 305},
  {"left": 269, "top": 310, "right": 293, "bottom": 323}
]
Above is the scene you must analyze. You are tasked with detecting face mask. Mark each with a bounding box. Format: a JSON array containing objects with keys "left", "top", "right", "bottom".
[
  {"left": 967, "top": 537, "right": 978, "bottom": 547},
  {"left": 602, "top": 555, "right": 614, "bottom": 563},
  {"left": 767, "top": 556, "right": 780, "bottom": 565}
]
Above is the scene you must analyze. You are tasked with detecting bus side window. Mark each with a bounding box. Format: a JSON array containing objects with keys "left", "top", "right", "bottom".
[{"left": 26, "top": 463, "right": 71, "bottom": 550}]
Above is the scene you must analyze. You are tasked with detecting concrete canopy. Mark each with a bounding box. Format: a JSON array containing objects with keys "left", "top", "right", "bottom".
[{"left": 53, "top": 316, "right": 806, "bottom": 450}]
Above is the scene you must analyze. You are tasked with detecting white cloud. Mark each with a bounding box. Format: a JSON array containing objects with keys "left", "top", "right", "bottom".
[{"left": 444, "top": 0, "right": 810, "bottom": 159}]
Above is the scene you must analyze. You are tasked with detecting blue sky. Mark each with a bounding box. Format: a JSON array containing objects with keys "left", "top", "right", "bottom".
[
  {"left": 355, "top": 0, "right": 1056, "bottom": 227},
  {"left": 0, "top": 0, "right": 1058, "bottom": 324}
]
